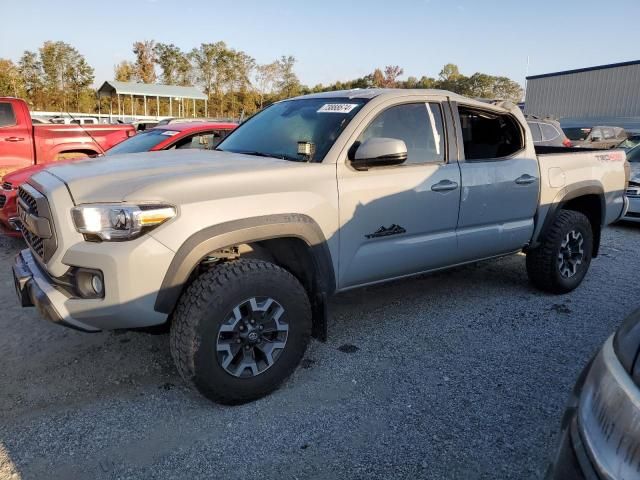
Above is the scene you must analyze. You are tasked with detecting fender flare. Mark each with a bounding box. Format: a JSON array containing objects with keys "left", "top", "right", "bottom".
[
  {"left": 533, "top": 182, "right": 605, "bottom": 253},
  {"left": 154, "top": 213, "right": 336, "bottom": 315}
]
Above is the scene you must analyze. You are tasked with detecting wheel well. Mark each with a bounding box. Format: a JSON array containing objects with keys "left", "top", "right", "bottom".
[
  {"left": 562, "top": 194, "right": 602, "bottom": 257},
  {"left": 55, "top": 149, "right": 97, "bottom": 160},
  {"left": 198, "top": 237, "right": 328, "bottom": 340}
]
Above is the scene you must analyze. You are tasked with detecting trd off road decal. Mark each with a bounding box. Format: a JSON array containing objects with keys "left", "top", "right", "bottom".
[{"left": 365, "top": 224, "right": 407, "bottom": 239}]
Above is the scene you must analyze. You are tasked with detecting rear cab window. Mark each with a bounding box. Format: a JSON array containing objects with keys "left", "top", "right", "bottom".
[
  {"left": 0, "top": 102, "right": 17, "bottom": 127},
  {"left": 458, "top": 106, "right": 524, "bottom": 160}
]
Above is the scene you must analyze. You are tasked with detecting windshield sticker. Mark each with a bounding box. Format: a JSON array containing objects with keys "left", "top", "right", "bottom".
[
  {"left": 317, "top": 103, "right": 359, "bottom": 114},
  {"left": 161, "top": 130, "right": 179, "bottom": 136}
]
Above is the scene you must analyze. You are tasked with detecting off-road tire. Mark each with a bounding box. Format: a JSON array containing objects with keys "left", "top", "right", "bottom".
[
  {"left": 170, "top": 259, "right": 311, "bottom": 404},
  {"left": 526, "top": 210, "right": 593, "bottom": 294}
]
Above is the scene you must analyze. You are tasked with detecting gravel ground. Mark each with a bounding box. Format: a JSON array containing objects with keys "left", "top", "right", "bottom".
[{"left": 1, "top": 224, "right": 639, "bottom": 480}]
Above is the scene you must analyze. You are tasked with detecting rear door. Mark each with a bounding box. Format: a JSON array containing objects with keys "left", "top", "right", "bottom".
[
  {"left": 454, "top": 104, "right": 539, "bottom": 261},
  {"left": 0, "top": 101, "right": 34, "bottom": 176},
  {"left": 337, "top": 98, "right": 461, "bottom": 288}
]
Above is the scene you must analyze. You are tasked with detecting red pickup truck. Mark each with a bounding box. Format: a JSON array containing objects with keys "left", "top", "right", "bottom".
[{"left": 0, "top": 97, "right": 135, "bottom": 178}]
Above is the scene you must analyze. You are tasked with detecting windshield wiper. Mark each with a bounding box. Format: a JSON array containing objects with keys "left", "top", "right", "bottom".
[{"left": 219, "top": 149, "right": 304, "bottom": 162}]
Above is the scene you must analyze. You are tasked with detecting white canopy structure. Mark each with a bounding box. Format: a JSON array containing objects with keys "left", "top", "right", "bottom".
[{"left": 97, "top": 80, "right": 207, "bottom": 120}]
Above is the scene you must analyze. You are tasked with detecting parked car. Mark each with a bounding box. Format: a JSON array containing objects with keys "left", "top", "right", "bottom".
[
  {"left": 0, "top": 121, "right": 237, "bottom": 236},
  {"left": 526, "top": 116, "right": 572, "bottom": 147},
  {"left": 617, "top": 134, "right": 640, "bottom": 151},
  {"left": 564, "top": 125, "right": 627, "bottom": 149},
  {"left": 622, "top": 143, "right": 640, "bottom": 222},
  {"left": 547, "top": 308, "right": 640, "bottom": 479},
  {"left": 12, "top": 89, "right": 629, "bottom": 404},
  {"left": 0, "top": 97, "right": 135, "bottom": 178}
]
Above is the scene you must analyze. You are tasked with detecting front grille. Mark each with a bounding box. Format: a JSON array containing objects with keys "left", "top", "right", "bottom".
[
  {"left": 0, "top": 194, "right": 5, "bottom": 209},
  {"left": 22, "top": 227, "right": 45, "bottom": 257},
  {"left": 18, "top": 185, "right": 56, "bottom": 261},
  {"left": 2, "top": 181, "right": 12, "bottom": 191},
  {"left": 18, "top": 187, "right": 38, "bottom": 215}
]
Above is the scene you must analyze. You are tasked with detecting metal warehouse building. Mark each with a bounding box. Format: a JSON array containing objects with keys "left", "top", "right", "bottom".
[{"left": 524, "top": 60, "right": 640, "bottom": 120}]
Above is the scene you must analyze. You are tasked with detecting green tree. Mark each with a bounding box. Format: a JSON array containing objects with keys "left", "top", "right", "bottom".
[
  {"left": 154, "top": 43, "right": 191, "bottom": 85},
  {"left": 191, "top": 41, "right": 230, "bottom": 115},
  {"left": 132, "top": 40, "right": 157, "bottom": 83},
  {"left": 276, "top": 55, "right": 301, "bottom": 98},
  {"left": 490, "top": 76, "right": 523, "bottom": 103},
  {"left": 18, "top": 51, "right": 44, "bottom": 109},
  {"left": 38, "top": 41, "right": 94, "bottom": 110}
]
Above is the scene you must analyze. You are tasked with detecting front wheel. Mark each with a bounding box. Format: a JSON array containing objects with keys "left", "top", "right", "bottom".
[
  {"left": 170, "top": 259, "right": 312, "bottom": 404},
  {"left": 526, "top": 210, "right": 593, "bottom": 294}
]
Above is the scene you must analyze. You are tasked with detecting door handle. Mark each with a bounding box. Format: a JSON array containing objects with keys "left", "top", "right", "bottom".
[
  {"left": 5, "top": 137, "right": 25, "bottom": 142},
  {"left": 515, "top": 174, "right": 536, "bottom": 185},
  {"left": 431, "top": 180, "right": 459, "bottom": 192}
]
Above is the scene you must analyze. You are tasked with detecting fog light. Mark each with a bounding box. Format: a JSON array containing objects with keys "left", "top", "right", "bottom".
[{"left": 91, "top": 275, "right": 104, "bottom": 295}]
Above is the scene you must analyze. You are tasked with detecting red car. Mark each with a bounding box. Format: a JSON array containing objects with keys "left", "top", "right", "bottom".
[{"left": 0, "top": 121, "right": 237, "bottom": 236}]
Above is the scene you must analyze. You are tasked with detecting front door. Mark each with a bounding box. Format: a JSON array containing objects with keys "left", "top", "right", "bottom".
[
  {"left": 0, "top": 101, "right": 33, "bottom": 176},
  {"left": 454, "top": 105, "right": 540, "bottom": 261},
  {"left": 337, "top": 100, "right": 461, "bottom": 289}
]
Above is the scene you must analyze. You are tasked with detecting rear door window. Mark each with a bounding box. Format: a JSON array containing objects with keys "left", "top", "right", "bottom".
[
  {"left": 0, "top": 103, "right": 17, "bottom": 127},
  {"left": 528, "top": 122, "right": 542, "bottom": 142},
  {"left": 541, "top": 123, "right": 559, "bottom": 141},
  {"left": 458, "top": 107, "right": 523, "bottom": 160}
]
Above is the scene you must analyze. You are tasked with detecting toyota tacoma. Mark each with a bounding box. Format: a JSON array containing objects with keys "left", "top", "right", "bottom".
[{"left": 12, "top": 89, "right": 630, "bottom": 404}]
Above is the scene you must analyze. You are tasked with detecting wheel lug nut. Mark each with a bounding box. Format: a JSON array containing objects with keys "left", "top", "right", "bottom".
[
  {"left": 259, "top": 325, "right": 263, "bottom": 330},
  {"left": 236, "top": 339, "right": 241, "bottom": 344}
]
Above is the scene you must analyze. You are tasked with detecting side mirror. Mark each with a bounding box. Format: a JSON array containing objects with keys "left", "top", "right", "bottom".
[
  {"left": 352, "top": 137, "right": 408, "bottom": 170},
  {"left": 591, "top": 136, "right": 600, "bottom": 142}
]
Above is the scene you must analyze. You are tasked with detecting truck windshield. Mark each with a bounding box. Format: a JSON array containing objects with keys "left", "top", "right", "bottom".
[
  {"left": 216, "top": 98, "right": 368, "bottom": 162},
  {"left": 563, "top": 127, "right": 591, "bottom": 141},
  {"left": 106, "top": 129, "right": 173, "bottom": 155}
]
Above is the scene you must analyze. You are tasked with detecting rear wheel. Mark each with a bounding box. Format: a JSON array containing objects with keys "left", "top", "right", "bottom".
[
  {"left": 526, "top": 210, "right": 593, "bottom": 293},
  {"left": 170, "top": 259, "right": 311, "bottom": 404}
]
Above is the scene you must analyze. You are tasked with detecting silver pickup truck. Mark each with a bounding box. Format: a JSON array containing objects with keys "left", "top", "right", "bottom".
[{"left": 13, "top": 89, "right": 630, "bottom": 404}]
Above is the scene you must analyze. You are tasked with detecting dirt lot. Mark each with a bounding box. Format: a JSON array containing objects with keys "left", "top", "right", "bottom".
[{"left": 1, "top": 223, "right": 639, "bottom": 480}]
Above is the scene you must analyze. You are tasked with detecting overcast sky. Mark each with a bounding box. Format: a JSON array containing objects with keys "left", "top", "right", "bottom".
[{"left": 2, "top": 0, "right": 639, "bottom": 88}]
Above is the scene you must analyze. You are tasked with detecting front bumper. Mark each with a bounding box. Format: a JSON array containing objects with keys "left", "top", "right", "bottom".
[
  {"left": 548, "top": 337, "right": 640, "bottom": 480},
  {"left": 622, "top": 196, "right": 640, "bottom": 223},
  {"left": 13, "top": 249, "right": 99, "bottom": 331}
]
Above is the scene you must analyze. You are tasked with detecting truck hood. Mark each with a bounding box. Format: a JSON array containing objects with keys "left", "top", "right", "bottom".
[{"left": 35, "top": 149, "right": 306, "bottom": 204}]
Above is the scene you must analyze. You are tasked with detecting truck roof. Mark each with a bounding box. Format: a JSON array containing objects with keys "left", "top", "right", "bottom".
[{"left": 291, "top": 88, "right": 511, "bottom": 112}]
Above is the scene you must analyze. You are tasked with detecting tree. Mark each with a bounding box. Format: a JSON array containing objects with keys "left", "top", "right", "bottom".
[
  {"left": 255, "top": 61, "right": 279, "bottom": 108},
  {"left": 114, "top": 60, "right": 135, "bottom": 82},
  {"left": 18, "top": 51, "right": 44, "bottom": 108},
  {"left": 191, "top": 41, "right": 230, "bottom": 116},
  {"left": 371, "top": 68, "right": 384, "bottom": 87},
  {"left": 276, "top": 55, "right": 301, "bottom": 98},
  {"left": 464, "top": 72, "right": 494, "bottom": 98},
  {"left": 38, "top": 41, "right": 94, "bottom": 110},
  {"left": 0, "top": 59, "right": 25, "bottom": 98},
  {"left": 154, "top": 43, "right": 191, "bottom": 85},
  {"left": 66, "top": 56, "right": 94, "bottom": 111},
  {"left": 490, "top": 76, "right": 523, "bottom": 103},
  {"left": 132, "top": 40, "right": 157, "bottom": 83},
  {"left": 382, "top": 65, "right": 403, "bottom": 87}
]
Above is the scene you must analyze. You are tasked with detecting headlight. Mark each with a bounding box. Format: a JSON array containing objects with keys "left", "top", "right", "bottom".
[{"left": 71, "top": 203, "right": 176, "bottom": 241}]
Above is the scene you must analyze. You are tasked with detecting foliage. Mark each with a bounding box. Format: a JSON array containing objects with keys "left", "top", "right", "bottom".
[{"left": 0, "top": 39, "right": 524, "bottom": 116}]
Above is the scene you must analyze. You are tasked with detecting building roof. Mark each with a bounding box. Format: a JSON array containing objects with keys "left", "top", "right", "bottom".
[
  {"left": 526, "top": 60, "right": 640, "bottom": 80},
  {"left": 97, "top": 80, "right": 207, "bottom": 100}
]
